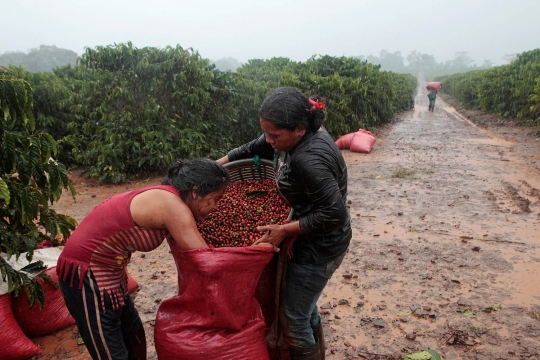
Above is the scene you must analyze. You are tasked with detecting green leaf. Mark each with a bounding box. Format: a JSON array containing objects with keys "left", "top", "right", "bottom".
[
  {"left": 404, "top": 351, "right": 432, "bottom": 360},
  {"left": 20, "top": 261, "right": 47, "bottom": 274},
  {"left": 397, "top": 310, "right": 412, "bottom": 317},
  {"left": 426, "top": 349, "right": 444, "bottom": 360},
  {"left": 0, "top": 178, "right": 10, "bottom": 205},
  {"left": 246, "top": 190, "right": 268, "bottom": 199},
  {"left": 43, "top": 133, "right": 58, "bottom": 157},
  {"left": 456, "top": 309, "right": 476, "bottom": 318}
]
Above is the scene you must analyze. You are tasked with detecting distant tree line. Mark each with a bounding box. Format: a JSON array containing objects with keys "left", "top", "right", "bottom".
[
  {"left": 0, "top": 45, "right": 78, "bottom": 73},
  {"left": 355, "top": 50, "right": 507, "bottom": 80},
  {"left": 211, "top": 57, "right": 243, "bottom": 72},
  {"left": 0, "top": 45, "right": 507, "bottom": 80}
]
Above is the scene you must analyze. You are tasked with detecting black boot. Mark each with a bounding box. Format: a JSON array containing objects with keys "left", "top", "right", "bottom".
[
  {"left": 289, "top": 343, "right": 321, "bottom": 360},
  {"left": 311, "top": 322, "right": 325, "bottom": 359}
]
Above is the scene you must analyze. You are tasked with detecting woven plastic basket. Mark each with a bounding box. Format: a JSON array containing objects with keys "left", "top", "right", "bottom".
[{"left": 223, "top": 158, "right": 276, "bottom": 183}]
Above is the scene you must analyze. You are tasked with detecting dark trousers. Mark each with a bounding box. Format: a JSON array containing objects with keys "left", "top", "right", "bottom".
[
  {"left": 59, "top": 269, "right": 146, "bottom": 360},
  {"left": 429, "top": 98, "right": 436, "bottom": 111},
  {"left": 280, "top": 252, "right": 345, "bottom": 349}
]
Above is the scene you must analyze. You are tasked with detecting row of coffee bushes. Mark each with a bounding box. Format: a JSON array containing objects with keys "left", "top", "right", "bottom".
[
  {"left": 9, "top": 42, "right": 416, "bottom": 183},
  {"left": 435, "top": 49, "right": 540, "bottom": 125}
]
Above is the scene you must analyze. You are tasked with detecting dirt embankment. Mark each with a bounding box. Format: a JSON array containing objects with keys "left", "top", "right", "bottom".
[{"left": 32, "top": 78, "right": 540, "bottom": 360}]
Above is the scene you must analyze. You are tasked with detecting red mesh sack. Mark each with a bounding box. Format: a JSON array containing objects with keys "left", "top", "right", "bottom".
[
  {"left": 155, "top": 240, "right": 273, "bottom": 360},
  {"left": 335, "top": 132, "right": 355, "bottom": 150},
  {"left": 426, "top": 82, "right": 442, "bottom": 91},
  {"left": 12, "top": 268, "right": 75, "bottom": 338},
  {"left": 0, "top": 294, "right": 43, "bottom": 359},
  {"left": 350, "top": 129, "right": 376, "bottom": 153},
  {"left": 254, "top": 256, "right": 278, "bottom": 330}
]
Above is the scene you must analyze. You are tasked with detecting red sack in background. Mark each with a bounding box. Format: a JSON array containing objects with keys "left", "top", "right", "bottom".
[
  {"left": 335, "top": 132, "right": 355, "bottom": 150},
  {"left": 0, "top": 294, "right": 43, "bottom": 359},
  {"left": 350, "top": 129, "right": 376, "bottom": 153},
  {"left": 155, "top": 240, "right": 273, "bottom": 360},
  {"left": 126, "top": 269, "right": 139, "bottom": 293},
  {"left": 426, "top": 81, "right": 442, "bottom": 91},
  {"left": 12, "top": 268, "right": 75, "bottom": 338}
]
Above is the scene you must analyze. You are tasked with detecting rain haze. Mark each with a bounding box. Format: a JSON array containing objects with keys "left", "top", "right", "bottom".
[{"left": 2, "top": 0, "right": 540, "bottom": 66}]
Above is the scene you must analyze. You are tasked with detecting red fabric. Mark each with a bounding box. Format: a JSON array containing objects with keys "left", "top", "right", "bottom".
[
  {"left": 36, "top": 239, "right": 53, "bottom": 249},
  {"left": 426, "top": 82, "right": 442, "bottom": 90},
  {"left": 254, "top": 256, "right": 278, "bottom": 330},
  {"left": 308, "top": 98, "right": 325, "bottom": 110},
  {"left": 0, "top": 294, "right": 43, "bottom": 359},
  {"left": 350, "top": 129, "right": 376, "bottom": 153},
  {"left": 335, "top": 133, "right": 355, "bottom": 150},
  {"left": 126, "top": 269, "right": 139, "bottom": 293},
  {"left": 12, "top": 268, "right": 75, "bottom": 338},
  {"left": 155, "top": 240, "right": 273, "bottom": 360}
]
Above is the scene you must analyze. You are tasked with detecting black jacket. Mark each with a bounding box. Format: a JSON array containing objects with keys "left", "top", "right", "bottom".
[{"left": 227, "top": 128, "right": 351, "bottom": 264}]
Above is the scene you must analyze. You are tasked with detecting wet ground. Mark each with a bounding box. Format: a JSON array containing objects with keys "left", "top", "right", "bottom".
[{"left": 32, "top": 76, "right": 540, "bottom": 360}]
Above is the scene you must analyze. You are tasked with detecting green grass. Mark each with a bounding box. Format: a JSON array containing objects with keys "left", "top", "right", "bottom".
[{"left": 391, "top": 167, "right": 416, "bottom": 178}]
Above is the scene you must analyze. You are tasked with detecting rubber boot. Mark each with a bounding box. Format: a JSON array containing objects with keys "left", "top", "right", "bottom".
[
  {"left": 289, "top": 343, "right": 321, "bottom": 360},
  {"left": 312, "top": 322, "right": 325, "bottom": 360}
]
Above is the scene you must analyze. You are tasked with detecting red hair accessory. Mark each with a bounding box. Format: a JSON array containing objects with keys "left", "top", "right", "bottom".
[{"left": 309, "top": 98, "right": 325, "bottom": 110}]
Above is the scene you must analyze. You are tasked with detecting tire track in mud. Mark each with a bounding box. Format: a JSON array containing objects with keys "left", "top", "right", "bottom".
[{"left": 322, "top": 76, "right": 540, "bottom": 359}]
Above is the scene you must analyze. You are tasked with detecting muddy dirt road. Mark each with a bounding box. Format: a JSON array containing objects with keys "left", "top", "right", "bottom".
[
  {"left": 33, "top": 77, "right": 540, "bottom": 360},
  {"left": 321, "top": 79, "right": 540, "bottom": 359}
]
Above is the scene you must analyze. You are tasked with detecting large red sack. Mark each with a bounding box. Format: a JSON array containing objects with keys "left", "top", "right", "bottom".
[
  {"left": 254, "top": 255, "right": 278, "bottom": 330},
  {"left": 126, "top": 268, "right": 139, "bottom": 293},
  {"left": 12, "top": 268, "right": 75, "bottom": 338},
  {"left": 426, "top": 81, "right": 442, "bottom": 91},
  {"left": 350, "top": 129, "right": 376, "bottom": 153},
  {"left": 0, "top": 294, "right": 43, "bottom": 359},
  {"left": 155, "top": 240, "right": 274, "bottom": 360},
  {"left": 335, "top": 132, "right": 355, "bottom": 150}
]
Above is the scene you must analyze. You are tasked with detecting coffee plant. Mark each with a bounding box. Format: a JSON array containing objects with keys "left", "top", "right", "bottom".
[
  {"left": 8, "top": 42, "right": 417, "bottom": 183},
  {"left": 0, "top": 68, "right": 77, "bottom": 306}
]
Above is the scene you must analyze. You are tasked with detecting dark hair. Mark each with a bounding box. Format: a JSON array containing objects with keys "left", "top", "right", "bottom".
[
  {"left": 161, "top": 158, "right": 230, "bottom": 201},
  {"left": 259, "top": 87, "right": 325, "bottom": 133}
]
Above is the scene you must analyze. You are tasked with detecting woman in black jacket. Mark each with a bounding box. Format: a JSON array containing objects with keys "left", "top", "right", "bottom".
[{"left": 217, "top": 87, "right": 351, "bottom": 360}]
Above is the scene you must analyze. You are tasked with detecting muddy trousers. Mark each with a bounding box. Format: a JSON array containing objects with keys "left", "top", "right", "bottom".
[
  {"left": 59, "top": 269, "right": 146, "bottom": 360},
  {"left": 281, "top": 252, "right": 345, "bottom": 357}
]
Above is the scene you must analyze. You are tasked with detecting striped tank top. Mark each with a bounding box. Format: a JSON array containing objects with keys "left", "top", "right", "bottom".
[{"left": 57, "top": 185, "right": 179, "bottom": 311}]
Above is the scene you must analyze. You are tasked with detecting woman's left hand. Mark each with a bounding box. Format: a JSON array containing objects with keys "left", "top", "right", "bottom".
[{"left": 254, "top": 224, "right": 288, "bottom": 247}]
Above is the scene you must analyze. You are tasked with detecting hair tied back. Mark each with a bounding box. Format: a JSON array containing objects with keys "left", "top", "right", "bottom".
[{"left": 309, "top": 98, "right": 325, "bottom": 111}]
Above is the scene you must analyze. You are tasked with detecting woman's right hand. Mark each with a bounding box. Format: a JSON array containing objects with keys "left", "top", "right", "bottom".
[{"left": 216, "top": 155, "right": 229, "bottom": 165}]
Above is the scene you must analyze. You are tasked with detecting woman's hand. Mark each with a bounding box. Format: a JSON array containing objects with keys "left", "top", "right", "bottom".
[
  {"left": 216, "top": 155, "right": 229, "bottom": 165},
  {"left": 254, "top": 224, "right": 287, "bottom": 247},
  {"left": 254, "top": 221, "right": 303, "bottom": 247}
]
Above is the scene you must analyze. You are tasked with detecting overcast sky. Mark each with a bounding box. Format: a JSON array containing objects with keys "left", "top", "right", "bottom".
[{"left": 2, "top": 0, "right": 539, "bottom": 65}]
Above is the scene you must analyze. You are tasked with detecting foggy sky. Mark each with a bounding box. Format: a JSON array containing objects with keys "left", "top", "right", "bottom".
[{"left": 2, "top": 0, "right": 539, "bottom": 65}]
